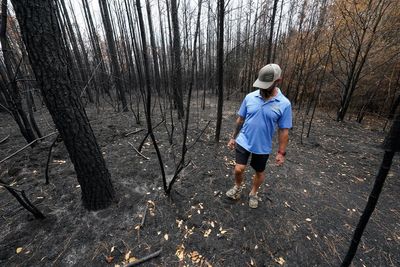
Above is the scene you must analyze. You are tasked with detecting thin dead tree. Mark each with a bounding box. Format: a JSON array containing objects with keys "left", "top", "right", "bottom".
[
  {"left": 135, "top": 0, "right": 167, "bottom": 191},
  {"left": 215, "top": 0, "right": 225, "bottom": 143},
  {"left": 99, "top": 0, "right": 128, "bottom": 112},
  {"left": 166, "top": 0, "right": 203, "bottom": 194},
  {"left": 341, "top": 110, "right": 400, "bottom": 266},
  {"left": 0, "top": 0, "right": 37, "bottom": 145},
  {"left": 170, "top": 0, "right": 184, "bottom": 119}
]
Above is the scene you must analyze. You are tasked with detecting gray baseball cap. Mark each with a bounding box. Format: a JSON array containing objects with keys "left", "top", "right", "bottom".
[{"left": 253, "top": 64, "right": 282, "bottom": 89}]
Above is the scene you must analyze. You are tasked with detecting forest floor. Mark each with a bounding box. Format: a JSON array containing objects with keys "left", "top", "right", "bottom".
[{"left": 0, "top": 98, "right": 399, "bottom": 267}]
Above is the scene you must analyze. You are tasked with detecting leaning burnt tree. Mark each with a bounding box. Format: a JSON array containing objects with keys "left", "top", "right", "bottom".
[
  {"left": 0, "top": 0, "right": 38, "bottom": 145},
  {"left": 341, "top": 110, "right": 400, "bottom": 266},
  {"left": 11, "top": 0, "right": 115, "bottom": 211}
]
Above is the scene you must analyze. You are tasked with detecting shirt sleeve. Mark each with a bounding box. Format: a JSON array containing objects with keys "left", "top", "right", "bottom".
[
  {"left": 237, "top": 97, "right": 247, "bottom": 118},
  {"left": 278, "top": 103, "right": 292, "bottom": 129}
]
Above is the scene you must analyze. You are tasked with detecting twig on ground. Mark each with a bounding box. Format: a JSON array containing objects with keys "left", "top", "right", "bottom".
[
  {"left": 128, "top": 142, "right": 150, "bottom": 160},
  {"left": 52, "top": 234, "right": 75, "bottom": 265},
  {"left": 0, "top": 181, "right": 22, "bottom": 192},
  {"left": 124, "top": 249, "right": 162, "bottom": 267},
  {"left": 125, "top": 129, "right": 145, "bottom": 137},
  {"left": 140, "top": 205, "right": 148, "bottom": 228},
  {"left": 0, "top": 131, "right": 58, "bottom": 164},
  {"left": 0, "top": 134, "right": 10, "bottom": 144}
]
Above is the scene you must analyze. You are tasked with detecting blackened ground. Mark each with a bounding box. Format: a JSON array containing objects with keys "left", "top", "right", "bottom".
[{"left": 0, "top": 99, "right": 399, "bottom": 267}]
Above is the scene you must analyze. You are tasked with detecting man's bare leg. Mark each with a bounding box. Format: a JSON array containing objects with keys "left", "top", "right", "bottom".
[
  {"left": 250, "top": 171, "right": 265, "bottom": 195},
  {"left": 234, "top": 164, "right": 246, "bottom": 186}
]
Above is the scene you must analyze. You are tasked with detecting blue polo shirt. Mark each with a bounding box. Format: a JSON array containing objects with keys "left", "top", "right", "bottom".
[{"left": 236, "top": 88, "right": 292, "bottom": 154}]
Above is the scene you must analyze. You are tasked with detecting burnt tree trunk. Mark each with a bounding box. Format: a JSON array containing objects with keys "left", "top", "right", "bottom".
[
  {"left": 99, "top": 0, "right": 128, "bottom": 112},
  {"left": 215, "top": 0, "right": 224, "bottom": 142},
  {"left": 11, "top": 0, "right": 115, "bottom": 210},
  {"left": 266, "top": 0, "right": 279, "bottom": 63},
  {"left": 341, "top": 110, "right": 399, "bottom": 266},
  {"left": 170, "top": 0, "right": 184, "bottom": 119},
  {"left": 0, "top": 0, "right": 37, "bottom": 145}
]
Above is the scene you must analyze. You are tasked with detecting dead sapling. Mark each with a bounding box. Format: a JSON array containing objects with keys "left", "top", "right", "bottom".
[{"left": 0, "top": 179, "right": 45, "bottom": 219}]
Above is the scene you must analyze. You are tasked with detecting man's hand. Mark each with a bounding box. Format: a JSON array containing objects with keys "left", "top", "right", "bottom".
[
  {"left": 227, "top": 138, "right": 236, "bottom": 150},
  {"left": 275, "top": 152, "right": 285, "bottom": 166}
]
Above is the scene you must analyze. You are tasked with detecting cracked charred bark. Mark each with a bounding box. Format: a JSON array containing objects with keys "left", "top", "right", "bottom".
[{"left": 11, "top": 0, "right": 115, "bottom": 211}]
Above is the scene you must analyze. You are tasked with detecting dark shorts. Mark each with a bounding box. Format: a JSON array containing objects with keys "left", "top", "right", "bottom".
[{"left": 235, "top": 144, "right": 269, "bottom": 172}]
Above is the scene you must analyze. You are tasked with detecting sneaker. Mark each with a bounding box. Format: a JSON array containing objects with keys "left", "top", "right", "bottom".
[
  {"left": 249, "top": 194, "right": 260, "bottom": 208},
  {"left": 226, "top": 185, "right": 242, "bottom": 200}
]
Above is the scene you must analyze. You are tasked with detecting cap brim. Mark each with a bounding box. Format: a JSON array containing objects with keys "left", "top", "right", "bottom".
[{"left": 253, "top": 79, "right": 274, "bottom": 89}]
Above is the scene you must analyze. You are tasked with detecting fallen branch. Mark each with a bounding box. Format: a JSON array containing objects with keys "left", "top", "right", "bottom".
[
  {"left": 0, "top": 134, "right": 10, "bottom": 144},
  {"left": 0, "top": 131, "right": 58, "bottom": 164},
  {"left": 124, "top": 249, "right": 162, "bottom": 267},
  {"left": 125, "top": 129, "right": 145, "bottom": 137},
  {"left": 0, "top": 179, "right": 45, "bottom": 219},
  {"left": 140, "top": 205, "right": 148, "bottom": 228},
  {"left": 128, "top": 142, "right": 150, "bottom": 160}
]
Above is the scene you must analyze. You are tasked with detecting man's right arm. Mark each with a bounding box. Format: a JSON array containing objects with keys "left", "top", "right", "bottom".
[{"left": 228, "top": 116, "right": 244, "bottom": 149}]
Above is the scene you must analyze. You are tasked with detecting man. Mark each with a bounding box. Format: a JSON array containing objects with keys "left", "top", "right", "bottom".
[{"left": 226, "top": 63, "right": 292, "bottom": 208}]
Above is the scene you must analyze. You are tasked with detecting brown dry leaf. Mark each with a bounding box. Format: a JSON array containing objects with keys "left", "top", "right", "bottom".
[
  {"left": 184, "top": 226, "right": 195, "bottom": 239},
  {"left": 128, "top": 257, "right": 137, "bottom": 263},
  {"left": 274, "top": 257, "right": 286, "bottom": 265},
  {"left": 219, "top": 227, "right": 227, "bottom": 235},
  {"left": 105, "top": 256, "right": 114, "bottom": 263},
  {"left": 176, "top": 219, "right": 183, "bottom": 229},
  {"left": 190, "top": 251, "right": 200, "bottom": 261},
  {"left": 124, "top": 250, "right": 131, "bottom": 261},
  {"left": 175, "top": 244, "right": 185, "bottom": 261},
  {"left": 16, "top": 247, "right": 23, "bottom": 254},
  {"left": 204, "top": 229, "right": 212, "bottom": 238},
  {"left": 147, "top": 200, "right": 156, "bottom": 216}
]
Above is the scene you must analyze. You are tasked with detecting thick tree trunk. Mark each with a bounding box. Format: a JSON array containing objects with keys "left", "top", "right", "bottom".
[{"left": 11, "top": 0, "right": 115, "bottom": 210}]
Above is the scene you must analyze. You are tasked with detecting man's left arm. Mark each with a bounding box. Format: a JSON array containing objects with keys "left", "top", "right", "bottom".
[{"left": 276, "top": 128, "right": 289, "bottom": 166}]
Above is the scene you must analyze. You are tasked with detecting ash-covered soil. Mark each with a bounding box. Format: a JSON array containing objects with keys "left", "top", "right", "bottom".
[{"left": 0, "top": 100, "right": 399, "bottom": 266}]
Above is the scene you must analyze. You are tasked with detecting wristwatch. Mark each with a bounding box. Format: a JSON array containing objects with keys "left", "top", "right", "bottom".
[{"left": 278, "top": 150, "right": 286, "bottom": 156}]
